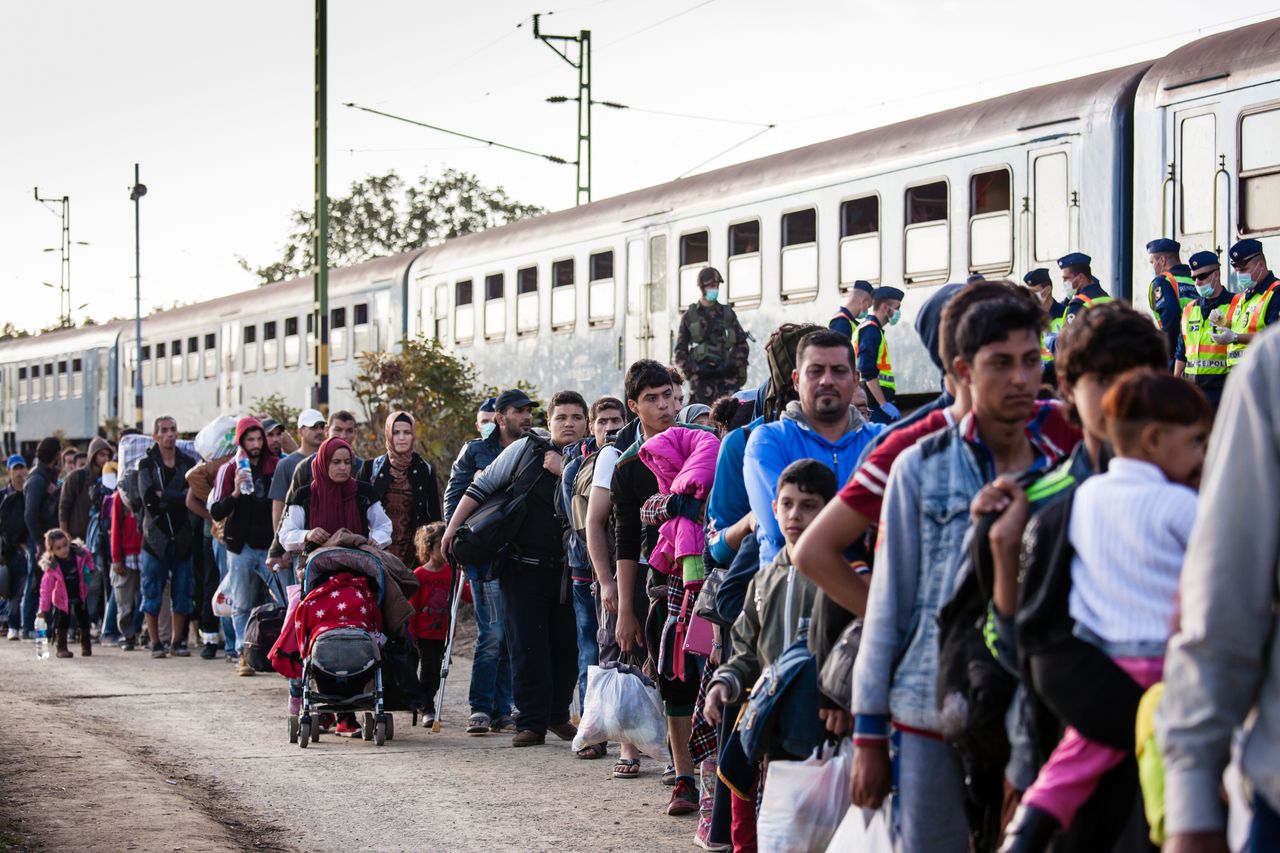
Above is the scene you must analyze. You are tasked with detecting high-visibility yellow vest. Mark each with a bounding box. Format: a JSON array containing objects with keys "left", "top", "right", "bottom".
[
  {"left": 1149, "top": 272, "right": 1196, "bottom": 324},
  {"left": 1180, "top": 301, "right": 1230, "bottom": 378},
  {"left": 856, "top": 318, "right": 895, "bottom": 392},
  {"left": 1225, "top": 277, "right": 1280, "bottom": 363},
  {"left": 1041, "top": 309, "right": 1066, "bottom": 364}
]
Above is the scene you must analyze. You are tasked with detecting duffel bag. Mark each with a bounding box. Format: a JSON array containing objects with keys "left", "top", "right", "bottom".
[{"left": 243, "top": 602, "right": 287, "bottom": 673}]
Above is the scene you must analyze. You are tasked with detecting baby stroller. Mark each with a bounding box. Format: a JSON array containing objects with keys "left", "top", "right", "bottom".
[{"left": 289, "top": 547, "right": 399, "bottom": 748}]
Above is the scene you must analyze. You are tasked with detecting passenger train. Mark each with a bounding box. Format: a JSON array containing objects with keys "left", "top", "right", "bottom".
[{"left": 4, "top": 18, "right": 1279, "bottom": 455}]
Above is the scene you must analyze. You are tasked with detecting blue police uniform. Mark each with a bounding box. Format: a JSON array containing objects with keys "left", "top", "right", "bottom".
[
  {"left": 1058, "top": 253, "right": 1114, "bottom": 324},
  {"left": 830, "top": 280, "right": 875, "bottom": 339}
]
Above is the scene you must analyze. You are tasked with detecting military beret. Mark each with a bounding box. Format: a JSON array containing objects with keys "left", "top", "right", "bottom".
[
  {"left": 1145, "top": 238, "right": 1181, "bottom": 255},
  {"left": 873, "top": 286, "right": 905, "bottom": 301},
  {"left": 1057, "top": 252, "right": 1091, "bottom": 269},
  {"left": 1229, "top": 239, "right": 1263, "bottom": 265},
  {"left": 852, "top": 280, "right": 875, "bottom": 296},
  {"left": 1023, "top": 268, "right": 1052, "bottom": 287},
  {"left": 1188, "top": 251, "right": 1219, "bottom": 275},
  {"left": 697, "top": 266, "right": 724, "bottom": 287}
]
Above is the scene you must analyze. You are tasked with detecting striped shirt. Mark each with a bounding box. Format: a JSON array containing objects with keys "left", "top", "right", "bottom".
[{"left": 1068, "top": 457, "right": 1198, "bottom": 648}]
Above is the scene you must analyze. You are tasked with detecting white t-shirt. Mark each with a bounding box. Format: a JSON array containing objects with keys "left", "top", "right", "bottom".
[{"left": 591, "top": 444, "right": 620, "bottom": 490}]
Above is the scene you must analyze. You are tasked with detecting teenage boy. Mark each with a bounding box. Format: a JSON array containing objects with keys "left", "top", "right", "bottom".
[
  {"left": 136, "top": 416, "right": 197, "bottom": 659},
  {"left": 850, "top": 286, "right": 1062, "bottom": 851}
]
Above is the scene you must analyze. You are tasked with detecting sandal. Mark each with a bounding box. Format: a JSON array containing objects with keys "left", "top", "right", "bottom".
[
  {"left": 576, "top": 742, "right": 607, "bottom": 760},
  {"left": 613, "top": 758, "right": 641, "bottom": 779}
]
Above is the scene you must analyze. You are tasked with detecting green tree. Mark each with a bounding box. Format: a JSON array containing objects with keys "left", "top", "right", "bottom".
[
  {"left": 250, "top": 393, "right": 302, "bottom": 435},
  {"left": 240, "top": 168, "right": 546, "bottom": 285},
  {"left": 0, "top": 322, "right": 30, "bottom": 342}
]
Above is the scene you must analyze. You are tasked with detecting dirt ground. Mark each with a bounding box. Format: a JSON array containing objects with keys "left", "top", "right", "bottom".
[{"left": 0, "top": 620, "right": 697, "bottom": 853}]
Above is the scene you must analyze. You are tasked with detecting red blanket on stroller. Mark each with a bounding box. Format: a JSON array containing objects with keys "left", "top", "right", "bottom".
[{"left": 271, "top": 572, "right": 382, "bottom": 678}]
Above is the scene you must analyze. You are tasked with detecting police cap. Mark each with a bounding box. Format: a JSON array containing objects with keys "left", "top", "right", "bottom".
[
  {"left": 1145, "top": 238, "right": 1181, "bottom": 255},
  {"left": 1188, "top": 251, "right": 1219, "bottom": 276},
  {"left": 478, "top": 397, "right": 497, "bottom": 414},
  {"left": 1057, "top": 252, "right": 1091, "bottom": 269},
  {"left": 1229, "top": 239, "right": 1263, "bottom": 265},
  {"left": 873, "top": 286, "right": 904, "bottom": 302},
  {"left": 1023, "top": 268, "right": 1052, "bottom": 287},
  {"left": 852, "top": 280, "right": 875, "bottom": 296},
  {"left": 697, "top": 267, "right": 724, "bottom": 287}
]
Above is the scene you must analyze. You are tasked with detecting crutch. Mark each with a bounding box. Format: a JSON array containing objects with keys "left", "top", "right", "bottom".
[{"left": 431, "top": 564, "right": 469, "bottom": 733}]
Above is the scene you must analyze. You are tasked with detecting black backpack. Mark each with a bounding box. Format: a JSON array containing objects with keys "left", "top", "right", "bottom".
[
  {"left": 450, "top": 433, "right": 555, "bottom": 570},
  {"left": 243, "top": 602, "right": 287, "bottom": 673}
]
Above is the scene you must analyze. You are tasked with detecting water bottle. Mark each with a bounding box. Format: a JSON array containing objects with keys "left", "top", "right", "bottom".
[
  {"left": 237, "top": 458, "right": 253, "bottom": 495},
  {"left": 34, "top": 616, "right": 49, "bottom": 660}
]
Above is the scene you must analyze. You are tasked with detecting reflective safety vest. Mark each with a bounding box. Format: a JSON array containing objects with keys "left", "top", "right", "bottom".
[
  {"left": 1071, "top": 291, "right": 1115, "bottom": 311},
  {"left": 856, "top": 318, "right": 895, "bottom": 392},
  {"left": 829, "top": 306, "right": 858, "bottom": 339},
  {"left": 1225, "top": 277, "right": 1280, "bottom": 363},
  {"left": 1041, "top": 306, "right": 1066, "bottom": 364},
  {"left": 1149, "top": 271, "right": 1196, "bottom": 323},
  {"left": 1180, "top": 301, "right": 1230, "bottom": 378}
]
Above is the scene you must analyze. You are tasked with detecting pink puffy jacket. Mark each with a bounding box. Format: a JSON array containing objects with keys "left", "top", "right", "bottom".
[
  {"left": 38, "top": 545, "right": 95, "bottom": 615},
  {"left": 638, "top": 428, "right": 720, "bottom": 576}
]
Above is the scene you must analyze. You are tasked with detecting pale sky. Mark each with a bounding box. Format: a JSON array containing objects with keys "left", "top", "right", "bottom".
[{"left": 5, "top": 0, "right": 1278, "bottom": 330}]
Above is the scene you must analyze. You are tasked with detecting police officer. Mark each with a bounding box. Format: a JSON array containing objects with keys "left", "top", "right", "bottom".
[
  {"left": 1023, "top": 268, "right": 1065, "bottom": 385},
  {"left": 1215, "top": 238, "right": 1280, "bottom": 365},
  {"left": 829, "top": 280, "right": 875, "bottom": 339},
  {"left": 1174, "top": 250, "right": 1234, "bottom": 411},
  {"left": 1059, "top": 252, "right": 1113, "bottom": 324},
  {"left": 1146, "top": 238, "right": 1197, "bottom": 362},
  {"left": 857, "top": 285, "right": 903, "bottom": 423},
  {"left": 674, "top": 266, "right": 749, "bottom": 404}
]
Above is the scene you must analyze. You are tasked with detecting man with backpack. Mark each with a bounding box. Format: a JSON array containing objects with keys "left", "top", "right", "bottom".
[
  {"left": 2, "top": 455, "right": 29, "bottom": 640},
  {"left": 442, "top": 390, "right": 588, "bottom": 747},
  {"left": 23, "top": 437, "right": 62, "bottom": 639}
]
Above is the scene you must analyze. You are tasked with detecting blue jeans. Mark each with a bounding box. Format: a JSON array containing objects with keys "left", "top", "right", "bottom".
[
  {"left": 102, "top": 585, "right": 120, "bottom": 640},
  {"left": 465, "top": 565, "right": 513, "bottom": 719},
  {"left": 571, "top": 578, "right": 600, "bottom": 709},
  {"left": 1253, "top": 792, "right": 1280, "bottom": 853},
  {"left": 5, "top": 548, "right": 28, "bottom": 631},
  {"left": 229, "top": 546, "right": 270, "bottom": 655},
  {"left": 22, "top": 554, "right": 40, "bottom": 633},
  {"left": 140, "top": 544, "right": 195, "bottom": 616},
  {"left": 211, "top": 539, "right": 235, "bottom": 650}
]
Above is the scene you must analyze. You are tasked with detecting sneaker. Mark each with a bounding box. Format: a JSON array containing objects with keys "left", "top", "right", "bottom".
[
  {"left": 6, "top": 628, "right": 18, "bottom": 641},
  {"left": 335, "top": 715, "right": 361, "bottom": 737},
  {"left": 548, "top": 721, "right": 578, "bottom": 742},
  {"left": 225, "top": 649, "right": 237, "bottom": 663},
  {"left": 123, "top": 636, "right": 136, "bottom": 651},
  {"left": 489, "top": 715, "right": 516, "bottom": 733},
  {"left": 318, "top": 713, "right": 336, "bottom": 733},
  {"left": 667, "top": 778, "right": 698, "bottom": 816},
  {"left": 150, "top": 643, "right": 167, "bottom": 659},
  {"left": 693, "top": 830, "right": 730, "bottom": 852},
  {"left": 236, "top": 652, "right": 256, "bottom": 676},
  {"left": 662, "top": 764, "right": 677, "bottom": 786},
  {"left": 200, "top": 642, "right": 219, "bottom": 660},
  {"left": 466, "top": 712, "right": 491, "bottom": 735},
  {"left": 511, "top": 730, "right": 545, "bottom": 747},
  {"left": 171, "top": 642, "right": 191, "bottom": 658}
]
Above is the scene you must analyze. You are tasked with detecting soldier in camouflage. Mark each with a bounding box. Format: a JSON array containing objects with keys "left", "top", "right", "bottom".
[{"left": 675, "top": 267, "right": 750, "bottom": 404}]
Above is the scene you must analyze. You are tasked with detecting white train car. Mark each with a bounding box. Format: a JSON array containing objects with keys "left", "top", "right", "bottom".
[{"left": 408, "top": 63, "right": 1149, "bottom": 400}]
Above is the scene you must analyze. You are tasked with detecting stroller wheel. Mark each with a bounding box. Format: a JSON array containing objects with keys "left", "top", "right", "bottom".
[
  {"left": 298, "top": 718, "right": 311, "bottom": 749},
  {"left": 288, "top": 715, "right": 299, "bottom": 744},
  {"left": 386, "top": 714, "right": 394, "bottom": 741},
  {"left": 374, "top": 719, "right": 386, "bottom": 746},
  {"left": 362, "top": 713, "right": 375, "bottom": 741}
]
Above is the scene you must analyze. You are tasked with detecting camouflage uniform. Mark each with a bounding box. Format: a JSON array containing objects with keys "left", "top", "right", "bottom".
[{"left": 674, "top": 301, "right": 749, "bottom": 404}]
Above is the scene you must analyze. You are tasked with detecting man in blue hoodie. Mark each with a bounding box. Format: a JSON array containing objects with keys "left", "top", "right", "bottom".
[{"left": 743, "top": 328, "right": 885, "bottom": 571}]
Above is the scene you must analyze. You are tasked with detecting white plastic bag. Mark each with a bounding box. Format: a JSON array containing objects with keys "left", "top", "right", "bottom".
[
  {"left": 757, "top": 739, "right": 854, "bottom": 853},
  {"left": 195, "top": 415, "right": 237, "bottom": 462},
  {"left": 212, "top": 570, "right": 235, "bottom": 618},
  {"left": 826, "top": 799, "right": 892, "bottom": 852},
  {"left": 571, "top": 663, "right": 669, "bottom": 761}
]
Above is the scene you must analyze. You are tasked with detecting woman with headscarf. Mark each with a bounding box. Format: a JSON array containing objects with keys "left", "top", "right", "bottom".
[
  {"left": 360, "top": 411, "right": 441, "bottom": 567},
  {"left": 279, "top": 438, "right": 393, "bottom": 553}
]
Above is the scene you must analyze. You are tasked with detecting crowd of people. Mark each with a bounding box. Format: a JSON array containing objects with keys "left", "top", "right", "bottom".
[{"left": 2, "top": 235, "right": 1279, "bottom": 853}]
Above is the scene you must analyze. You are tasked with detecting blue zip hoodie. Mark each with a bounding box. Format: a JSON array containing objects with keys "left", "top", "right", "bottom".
[{"left": 744, "top": 401, "right": 884, "bottom": 569}]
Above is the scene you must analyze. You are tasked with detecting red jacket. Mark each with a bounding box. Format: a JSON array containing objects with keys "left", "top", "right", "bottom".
[
  {"left": 292, "top": 571, "right": 382, "bottom": 657},
  {"left": 109, "top": 492, "right": 142, "bottom": 564},
  {"left": 409, "top": 564, "right": 468, "bottom": 641}
]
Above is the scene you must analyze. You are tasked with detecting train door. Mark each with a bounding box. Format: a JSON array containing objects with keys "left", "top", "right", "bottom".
[
  {"left": 1025, "top": 144, "right": 1075, "bottom": 289},
  {"left": 1168, "top": 106, "right": 1222, "bottom": 259},
  {"left": 220, "top": 319, "right": 240, "bottom": 415},
  {"left": 624, "top": 232, "right": 669, "bottom": 367}
]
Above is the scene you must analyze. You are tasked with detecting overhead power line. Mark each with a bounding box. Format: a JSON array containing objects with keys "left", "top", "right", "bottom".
[
  {"left": 678, "top": 124, "right": 776, "bottom": 179},
  {"left": 343, "top": 102, "right": 573, "bottom": 165}
]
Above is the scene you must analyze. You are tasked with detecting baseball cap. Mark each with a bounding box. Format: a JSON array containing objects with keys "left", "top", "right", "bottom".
[
  {"left": 261, "top": 417, "right": 284, "bottom": 434},
  {"left": 495, "top": 389, "right": 539, "bottom": 412},
  {"left": 5, "top": 454, "right": 25, "bottom": 470},
  {"left": 297, "top": 408, "right": 326, "bottom": 428}
]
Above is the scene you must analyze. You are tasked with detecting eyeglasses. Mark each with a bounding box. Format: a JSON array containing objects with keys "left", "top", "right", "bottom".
[
  {"left": 1231, "top": 256, "right": 1258, "bottom": 271},
  {"left": 1192, "top": 272, "right": 1216, "bottom": 282}
]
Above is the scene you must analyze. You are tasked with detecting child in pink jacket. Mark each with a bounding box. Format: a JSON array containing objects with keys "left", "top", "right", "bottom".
[
  {"left": 638, "top": 426, "right": 720, "bottom": 587},
  {"left": 38, "top": 529, "right": 95, "bottom": 658}
]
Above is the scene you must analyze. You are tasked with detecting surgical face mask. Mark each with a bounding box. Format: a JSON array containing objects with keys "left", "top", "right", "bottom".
[
  {"left": 889, "top": 309, "right": 901, "bottom": 326},
  {"left": 856, "top": 310, "right": 869, "bottom": 321},
  {"left": 1237, "top": 272, "right": 1254, "bottom": 290},
  {"left": 101, "top": 472, "right": 118, "bottom": 491},
  {"left": 704, "top": 288, "right": 720, "bottom": 303},
  {"left": 479, "top": 422, "right": 497, "bottom": 440},
  {"left": 1196, "top": 282, "right": 1216, "bottom": 299}
]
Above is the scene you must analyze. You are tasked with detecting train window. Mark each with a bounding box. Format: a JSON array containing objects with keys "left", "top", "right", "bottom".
[
  {"left": 516, "top": 266, "right": 539, "bottom": 335},
  {"left": 284, "top": 317, "right": 300, "bottom": 369},
  {"left": 141, "top": 345, "right": 152, "bottom": 388},
  {"left": 1179, "top": 114, "right": 1216, "bottom": 236},
  {"left": 551, "top": 259, "right": 575, "bottom": 330},
  {"left": 431, "top": 285, "right": 449, "bottom": 342},
  {"left": 484, "top": 273, "right": 506, "bottom": 340},
  {"left": 352, "top": 303, "right": 371, "bottom": 355},
  {"left": 727, "top": 220, "right": 762, "bottom": 304},
  {"left": 57, "top": 360, "right": 68, "bottom": 398},
  {"left": 306, "top": 313, "right": 315, "bottom": 366},
  {"left": 1033, "top": 152, "right": 1069, "bottom": 262},
  {"left": 1240, "top": 107, "right": 1280, "bottom": 233},
  {"left": 679, "top": 230, "right": 709, "bottom": 307},
  {"left": 72, "top": 357, "right": 83, "bottom": 398},
  {"left": 455, "top": 279, "right": 474, "bottom": 345},
  {"left": 43, "top": 362, "right": 53, "bottom": 400},
  {"left": 170, "top": 339, "right": 183, "bottom": 384},
  {"left": 186, "top": 336, "right": 199, "bottom": 381},
  {"left": 840, "top": 194, "right": 881, "bottom": 288},
  {"left": 17, "top": 367, "right": 25, "bottom": 403},
  {"left": 330, "top": 307, "right": 347, "bottom": 362},
  {"left": 969, "top": 167, "right": 1013, "bottom": 274},
  {"left": 589, "top": 250, "right": 615, "bottom": 325},
  {"left": 781, "top": 208, "right": 818, "bottom": 300},
  {"left": 904, "top": 180, "right": 950, "bottom": 283},
  {"left": 262, "top": 321, "right": 279, "bottom": 372},
  {"left": 204, "top": 332, "right": 218, "bottom": 378},
  {"left": 155, "top": 342, "right": 168, "bottom": 385},
  {"left": 242, "top": 325, "right": 258, "bottom": 373}
]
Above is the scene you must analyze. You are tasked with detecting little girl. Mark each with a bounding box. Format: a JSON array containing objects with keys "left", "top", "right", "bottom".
[
  {"left": 38, "top": 529, "right": 96, "bottom": 658},
  {"left": 410, "top": 522, "right": 469, "bottom": 726},
  {"left": 1014, "top": 368, "right": 1211, "bottom": 846}
]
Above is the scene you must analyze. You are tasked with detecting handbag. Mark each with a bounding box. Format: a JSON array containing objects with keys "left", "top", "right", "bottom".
[
  {"left": 817, "top": 617, "right": 862, "bottom": 712},
  {"left": 682, "top": 592, "right": 716, "bottom": 657},
  {"left": 692, "top": 566, "right": 729, "bottom": 626},
  {"left": 450, "top": 436, "right": 551, "bottom": 567}
]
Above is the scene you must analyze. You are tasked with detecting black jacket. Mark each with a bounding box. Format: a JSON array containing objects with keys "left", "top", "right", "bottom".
[
  {"left": 209, "top": 459, "right": 275, "bottom": 555},
  {"left": 361, "top": 453, "right": 442, "bottom": 533},
  {"left": 444, "top": 432, "right": 504, "bottom": 524},
  {"left": 23, "top": 462, "right": 59, "bottom": 557},
  {"left": 0, "top": 486, "right": 26, "bottom": 559},
  {"left": 136, "top": 444, "right": 197, "bottom": 560}
]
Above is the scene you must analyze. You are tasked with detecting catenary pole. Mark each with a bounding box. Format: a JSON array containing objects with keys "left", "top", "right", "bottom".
[
  {"left": 533, "top": 15, "right": 592, "bottom": 205},
  {"left": 130, "top": 165, "right": 147, "bottom": 430},
  {"left": 312, "top": 0, "right": 329, "bottom": 412}
]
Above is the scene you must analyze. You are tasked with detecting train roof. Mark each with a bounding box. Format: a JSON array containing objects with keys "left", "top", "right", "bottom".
[
  {"left": 416, "top": 61, "right": 1152, "bottom": 272},
  {"left": 1137, "top": 17, "right": 1280, "bottom": 108},
  {"left": 0, "top": 320, "right": 125, "bottom": 362}
]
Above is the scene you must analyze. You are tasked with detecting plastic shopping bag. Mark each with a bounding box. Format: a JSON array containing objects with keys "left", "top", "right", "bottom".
[
  {"left": 212, "top": 570, "right": 235, "bottom": 618},
  {"left": 195, "top": 415, "right": 237, "bottom": 462},
  {"left": 826, "top": 799, "right": 892, "bottom": 852},
  {"left": 571, "top": 662, "right": 669, "bottom": 761},
  {"left": 757, "top": 739, "right": 854, "bottom": 853}
]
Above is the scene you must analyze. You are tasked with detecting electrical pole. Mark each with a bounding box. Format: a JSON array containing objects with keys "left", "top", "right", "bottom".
[
  {"left": 312, "top": 0, "right": 329, "bottom": 411},
  {"left": 130, "top": 165, "right": 147, "bottom": 431},
  {"left": 33, "top": 189, "right": 72, "bottom": 326},
  {"left": 533, "top": 14, "right": 591, "bottom": 205}
]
